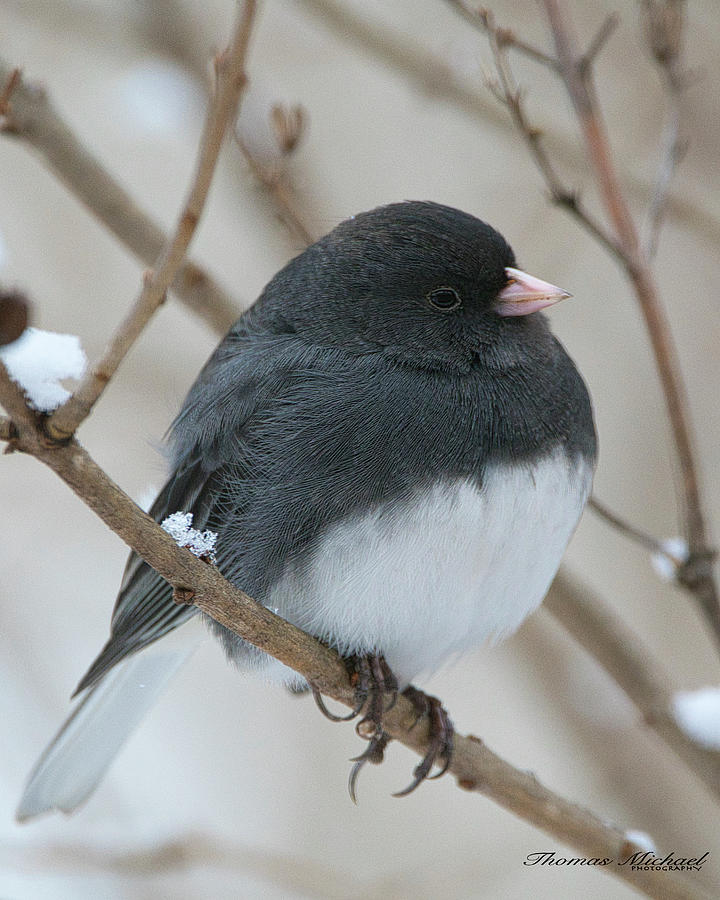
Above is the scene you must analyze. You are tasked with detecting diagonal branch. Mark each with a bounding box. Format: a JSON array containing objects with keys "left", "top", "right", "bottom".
[
  {"left": 640, "top": 0, "right": 690, "bottom": 257},
  {"left": 468, "top": 1, "right": 719, "bottom": 646},
  {"left": 546, "top": 570, "right": 720, "bottom": 801},
  {"left": 578, "top": 12, "right": 620, "bottom": 75},
  {"left": 296, "top": 0, "right": 720, "bottom": 253},
  {"left": 235, "top": 103, "right": 316, "bottom": 247},
  {"left": 444, "top": 0, "right": 559, "bottom": 70},
  {"left": 480, "top": 9, "right": 623, "bottom": 260},
  {"left": 0, "top": 62, "right": 239, "bottom": 338},
  {"left": 38, "top": 0, "right": 256, "bottom": 443},
  {"left": 588, "top": 494, "right": 684, "bottom": 562},
  {"left": 0, "top": 363, "right": 710, "bottom": 900},
  {"left": 540, "top": 0, "right": 720, "bottom": 646}
]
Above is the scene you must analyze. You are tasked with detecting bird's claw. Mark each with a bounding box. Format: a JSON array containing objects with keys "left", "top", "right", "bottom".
[
  {"left": 311, "top": 655, "right": 453, "bottom": 800},
  {"left": 348, "top": 731, "right": 390, "bottom": 804},
  {"left": 311, "top": 687, "right": 358, "bottom": 722},
  {"left": 392, "top": 687, "right": 454, "bottom": 797}
]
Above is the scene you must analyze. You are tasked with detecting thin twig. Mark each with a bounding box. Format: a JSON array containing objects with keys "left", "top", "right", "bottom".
[
  {"left": 481, "top": 10, "right": 623, "bottom": 260},
  {"left": 0, "top": 66, "right": 21, "bottom": 117},
  {"left": 0, "top": 60, "right": 239, "bottom": 336},
  {"left": 3, "top": 835, "right": 355, "bottom": 896},
  {"left": 296, "top": 0, "right": 720, "bottom": 252},
  {"left": 239, "top": 146, "right": 316, "bottom": 246},
  {"left": 296, "top": 0, "right": 506, "bottom": 121},
  {"left": 645, "top": 103, "right": 684, "bottom": 258},
  {"left": 444, "top": 1, "right": 559, "bottom": 70},
  {"left": 540, "top": 0, "right": 720, "bottom": 646},
  {"left": 641, "top": 0, "right": 689, "bottom": 257},
  {"left": 235, "top": 103, "right": 316, "bottom": 246},
  {"left": 41, "top": 0, "right": 257, "bottom": 443},
  {"left": 546, "top": 570, "right": 720, "bottom": 801},
  {"left": 588, "top": 495, "right": 685, "bottom": 562},
  {"left": 0, "top": 367, "right": 708, "bottom": 900},
  {"left": 470, "top": 0, "right": 720, "bottom": 646},
  {"left": 578, "top": 12, "right": 620, "bottom": 75}
]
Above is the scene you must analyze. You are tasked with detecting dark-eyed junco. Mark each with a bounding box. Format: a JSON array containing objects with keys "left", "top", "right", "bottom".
[{"left": 17, "top": 201, "right": 596, "bottom": 819}]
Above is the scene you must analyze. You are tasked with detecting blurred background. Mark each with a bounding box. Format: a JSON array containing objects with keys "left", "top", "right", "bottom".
[{"left": 1, "top": 1, "right": 719, "bottom": 897}]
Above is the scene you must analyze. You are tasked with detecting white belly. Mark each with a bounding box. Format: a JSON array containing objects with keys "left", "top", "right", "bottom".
[{"left": 265, "top": 450, "right": 593, "bottom": 686}]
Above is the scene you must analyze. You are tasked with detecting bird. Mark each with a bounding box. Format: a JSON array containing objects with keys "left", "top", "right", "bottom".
[{"left": 17, "top": 200, "right": 596, "bottom": 820}]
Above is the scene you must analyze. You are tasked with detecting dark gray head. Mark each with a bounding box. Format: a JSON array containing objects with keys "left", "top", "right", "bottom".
[{"left": 250, "top": 201, "right": 570, "bottom": 371}]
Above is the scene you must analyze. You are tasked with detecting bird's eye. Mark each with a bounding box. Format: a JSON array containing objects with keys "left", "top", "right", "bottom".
[{"left": 427, "top": 287, "right": 462, "bottom": 312}]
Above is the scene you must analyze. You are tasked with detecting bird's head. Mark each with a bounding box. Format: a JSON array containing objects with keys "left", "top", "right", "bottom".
[{"left": 258, "top": 201, "right": 570, "bottom": 370}]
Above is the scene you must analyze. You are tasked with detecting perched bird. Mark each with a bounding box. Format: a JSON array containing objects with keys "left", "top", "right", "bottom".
[{"left": 17, "top": 201, "right": 596, "bottom": 819}]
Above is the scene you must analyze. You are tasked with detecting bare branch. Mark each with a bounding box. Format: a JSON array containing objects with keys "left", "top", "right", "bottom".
[
  {"left": 0, "top": 60, "right": 239, "bottom": 337},
  {"left": 40, "top": 0, "right": 257, "bottom": 443},
  {"left": 5, "top": 834, "right": 356, "bottom": 892},
  {"left": 641, "top": 0, "right": 687, "bottom": 86},
  {"left": 0, "top": 363, "right": 709, "bottom": 900},
  {"left": 295, "top": 0, "right": 720, "bottom": 254},
  {"left": 588, "top": 495, "right": 682, "bottom": 560},
  {"left": 579, "top": 12, "right": 620, "bottom": 75},
  {"left": 641, "top": 0, "right": 690, "bottom": 256},
  {"left": 546, "top": 570, "right": 720, "bottom": 802},
  {"left": 481, "top": 10, "right": 623, "bottom": 259},
  {"left": 0, "top": 65, "right": 21, "bottom": 117},
  {"left": 445, "top": 1, "right": 559, "bottom": 70},
  {"left": 539, "top": 0, "right": 720, "bottom": 646},
  {"left": 296, "top": 0, "right": 506, "bottom": 123},
  {"left": 645, "top": 104, "right": 685, "bottom": 258},
  {"left": 236, "top": 104, "right": 316, "bottom": 246}
]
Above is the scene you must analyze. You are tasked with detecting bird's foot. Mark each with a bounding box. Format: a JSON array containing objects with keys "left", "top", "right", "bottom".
[
  {"left": 311, "top": 654, "right": 453, "bottom": 800},
  {"left": 393, "top": 685, "right": 454, "bottom": 797}
]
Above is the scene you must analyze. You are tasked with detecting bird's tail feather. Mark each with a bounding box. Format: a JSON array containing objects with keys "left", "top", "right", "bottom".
[{"left": 16, "top": 634, "right": 200, "bottom": 822}]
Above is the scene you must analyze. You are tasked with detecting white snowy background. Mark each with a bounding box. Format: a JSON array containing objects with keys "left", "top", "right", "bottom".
[{"left": 1, "top": 1, "right": 719, "bottom": 897}]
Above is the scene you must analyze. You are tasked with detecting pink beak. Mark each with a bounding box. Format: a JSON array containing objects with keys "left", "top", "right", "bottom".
[{"left": 495, "top": 266, "right": 571, "bottom": 317}]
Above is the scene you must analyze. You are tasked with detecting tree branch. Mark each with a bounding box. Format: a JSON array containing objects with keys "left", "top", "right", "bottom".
[
  {"left": 295, "top": 0, "right": 507, "bottom": 123},
  {"left": 640, "top": 0, "right": 689, "bottom": 257},
  {"left": 578, "top": 12, "right": 620, "bottom": 74},
  {"left": 546, "top": 570, "right": 720, "bottom": 801},
  {"left": 467, "top": 0, "right": 719, "bottom": 646},
  {"left": 588, "top": 495, "right": 684, "bottom": 561},
  {"left": 0, "top": 364, "right": 710, "bottom": 900},
  {"left": 235, "top": 103, "right": 316, "bottom": 246},
  {"left": 36, "top": 0, "right": 256, "bottom": 443},
  {"left": 444, "top": 0, "right": 559, "bottom": 70},
  {"left": 539, "top": 0, "right": 720, "bottom": 646},
  {"left": 4, "top": 834, "right": 356, "bottom": 892},
  {"left": 0, "top": 62, "right": 239, "bottom": 337},
  {"left": 295, "top": 0, "right": 720, "bottom": 253},
  {"left": 480, "top": 9, "right": 624, "bottom": 260}
]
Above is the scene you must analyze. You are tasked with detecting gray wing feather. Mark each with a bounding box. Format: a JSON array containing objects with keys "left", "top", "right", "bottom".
[
  {"left": 74, "top": 324, "right": 354, "bottom": 696},
  {"left": 73, "top": 320, "right": 299, "bottom": 695},
  {"left": 73, "top": 457, "right": 224, "bottom": 694}
]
